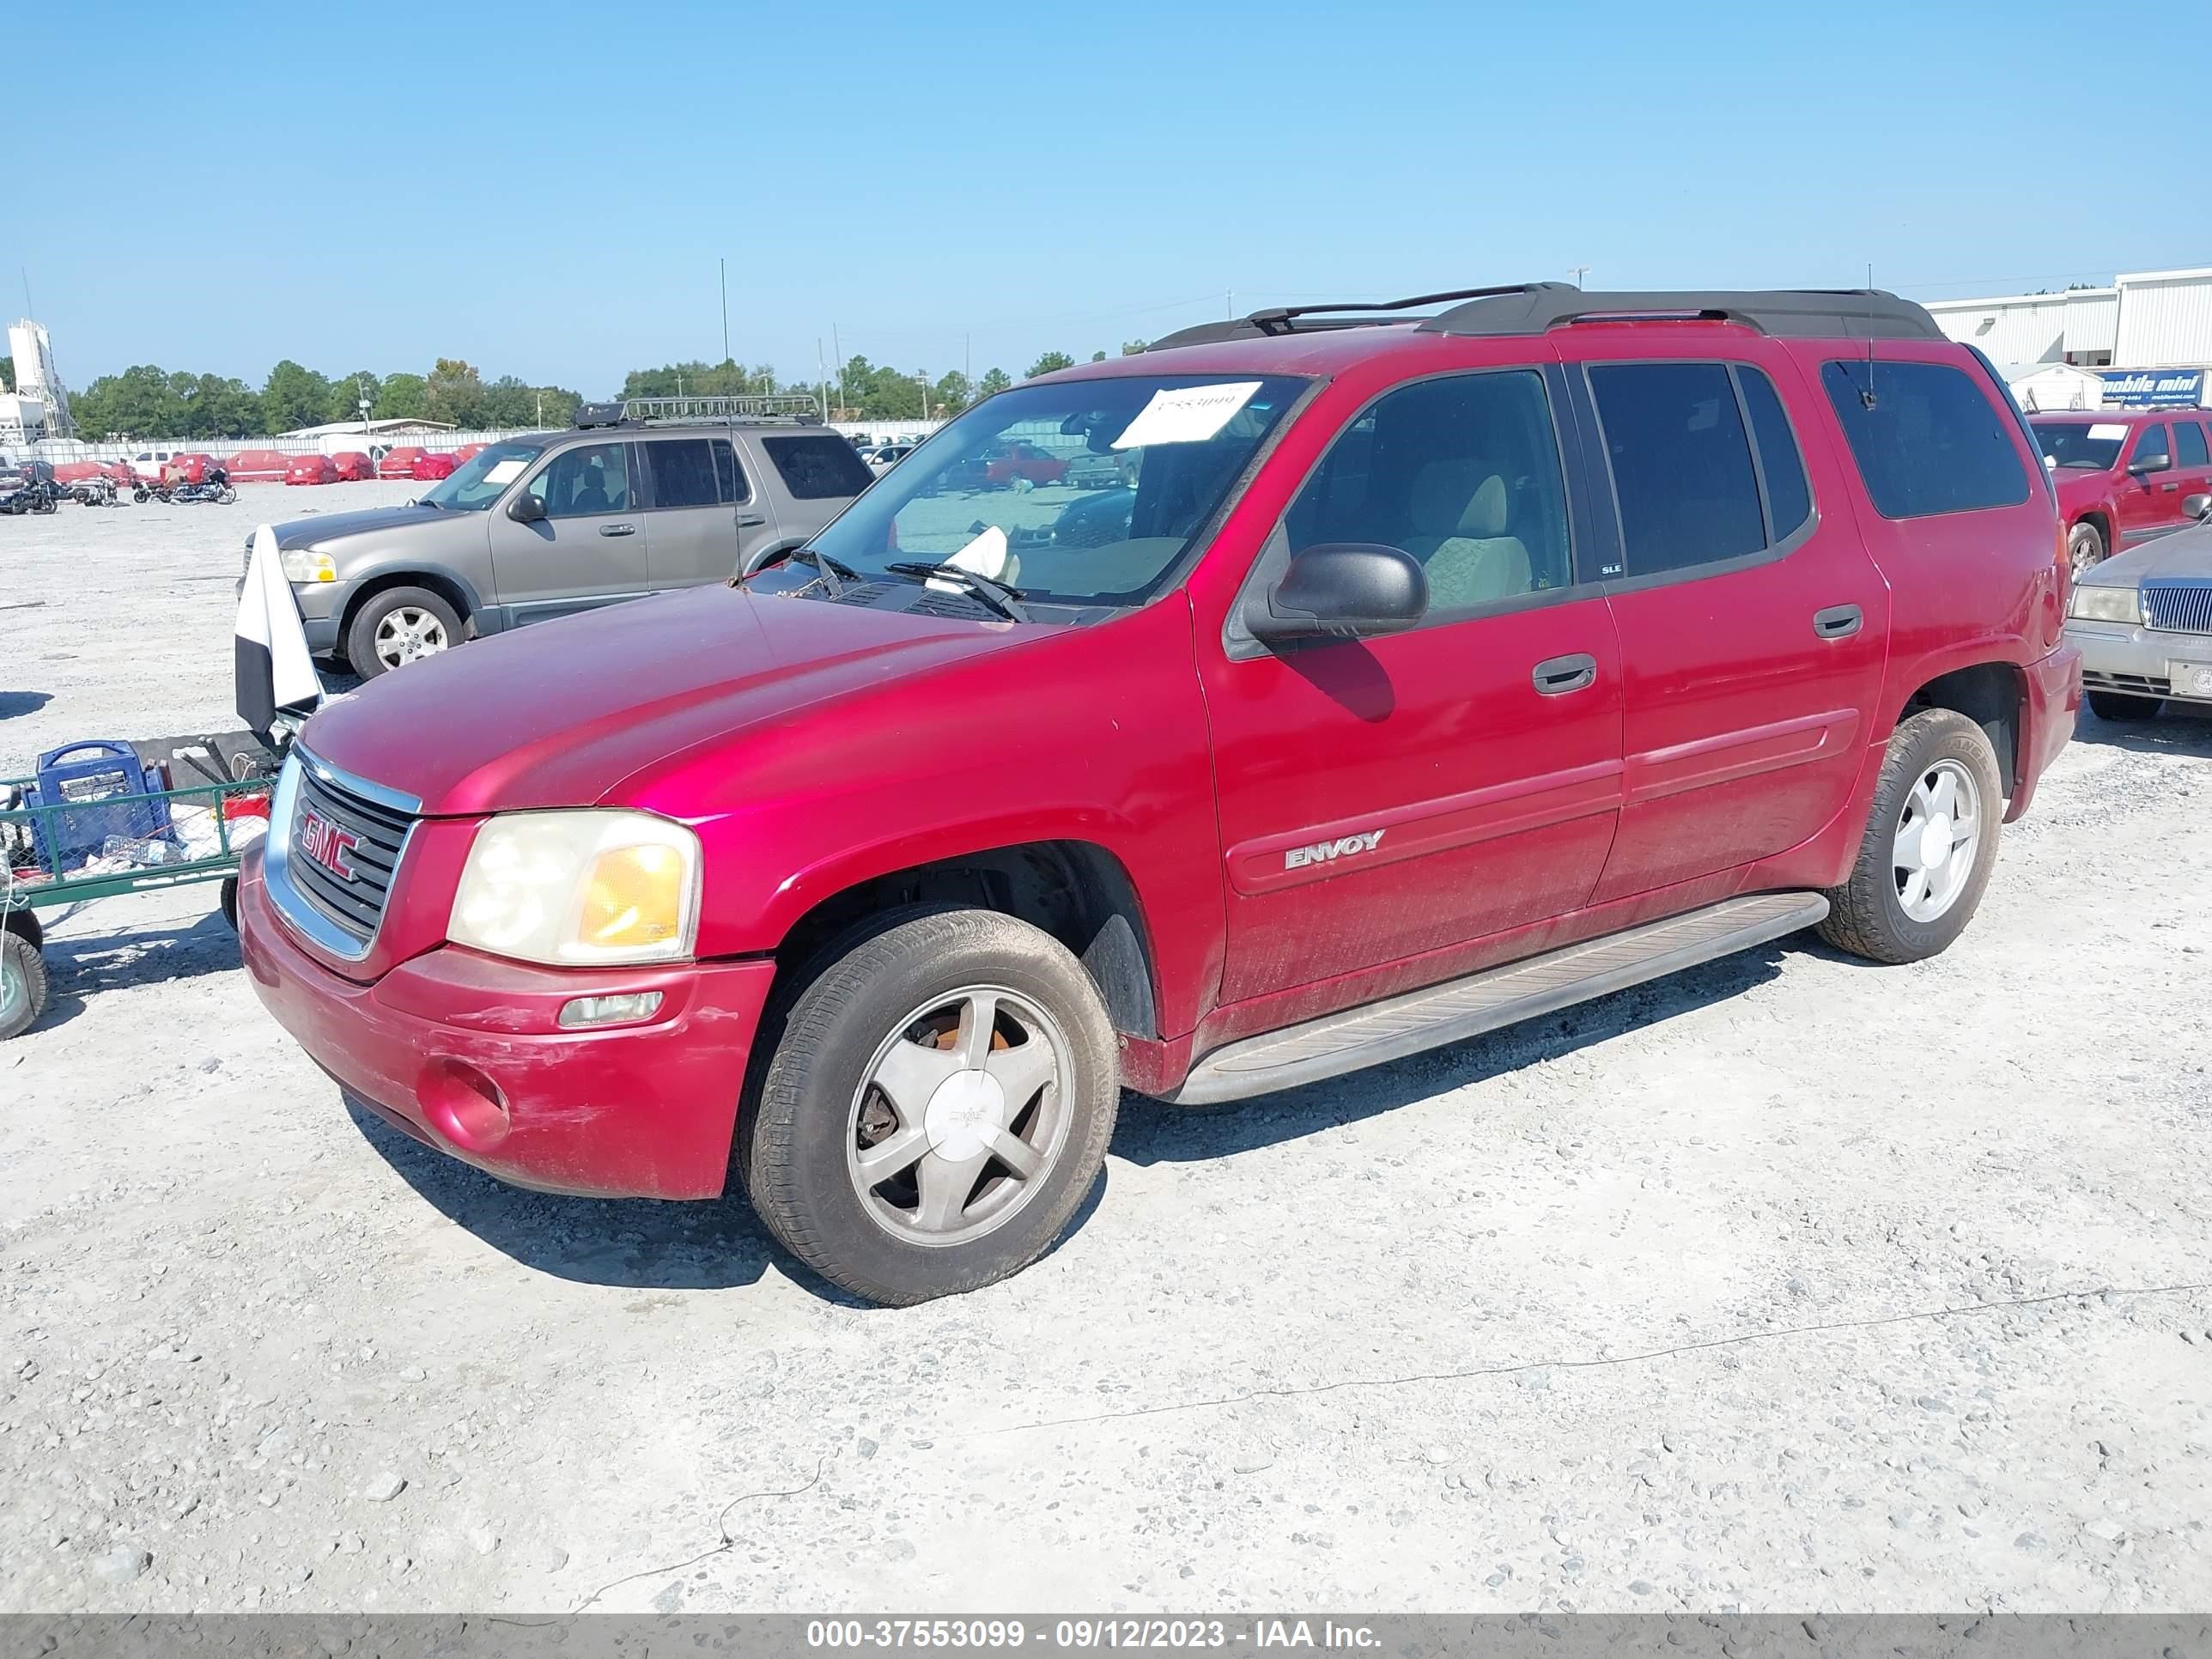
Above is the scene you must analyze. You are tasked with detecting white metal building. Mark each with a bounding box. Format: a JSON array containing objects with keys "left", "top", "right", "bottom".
[{"left": 1925, "top": 266, "right": 2211, "bottom": 369}]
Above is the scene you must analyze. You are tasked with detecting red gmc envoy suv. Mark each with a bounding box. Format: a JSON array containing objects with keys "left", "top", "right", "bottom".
[{"left": 240, "top": 283, "right": 2081, "bottom": 1304}]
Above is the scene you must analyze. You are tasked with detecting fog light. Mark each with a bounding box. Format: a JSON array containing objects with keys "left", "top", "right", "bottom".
[{"left": 556, "top": 991, "right": 664, "bottom": 1030}]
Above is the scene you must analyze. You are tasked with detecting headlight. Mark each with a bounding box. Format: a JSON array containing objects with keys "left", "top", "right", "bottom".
[
  {"left": 448, "top": 811, "right": 701, "bottom": 967},
  {"left": 2067, "top": 585, "right": 2142, "bottom": 624},
  {"left": 281, "top": 547, "right": 337, "bottom": 583}
]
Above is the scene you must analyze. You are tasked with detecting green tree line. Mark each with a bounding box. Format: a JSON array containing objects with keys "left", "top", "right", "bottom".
[
  {"left": 64, "top": 338, "right": 1157, "bottom": 440},
  {"left": 68, "top": 359, "right": 585, "bottom": 441}
]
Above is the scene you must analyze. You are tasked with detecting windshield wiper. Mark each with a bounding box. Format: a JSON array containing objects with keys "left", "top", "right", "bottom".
[{"left": 884, "top": 560, "right": 1029, "bottom": 621}]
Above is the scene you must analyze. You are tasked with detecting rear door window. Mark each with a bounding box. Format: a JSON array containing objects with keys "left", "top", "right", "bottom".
[
  {"left": 1588, "top": 362, "right": 1766, "bottom": 575},
  {"left": 763, "top": 434, "right": 873, "bottom": 500},
  {"left": 644, "top": 438, "right": 723, "bottom": 509},
  {"left": 2176, "top": 422, "right": 2210, "bottom": 469},
  {"left": 1820, "top": 360, "right": 2031, "bottom": 519}
]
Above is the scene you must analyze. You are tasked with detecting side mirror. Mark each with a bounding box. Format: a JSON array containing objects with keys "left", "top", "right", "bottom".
[
  {"left": 2185, "top": 492, "right": 2212, "bottom": 522},
  {"left": 2129, "top": 453, "right": 2170, "bottom": 476},
  {"left": 507, "top": 491, "right": 547, "bottom": 524},
  {"left": 1246, "top": 543, "right": 1427, "bottom": 646}
]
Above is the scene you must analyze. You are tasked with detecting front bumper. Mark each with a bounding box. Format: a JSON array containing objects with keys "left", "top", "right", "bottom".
[
  {"left": 238, "top": 852, "right": 776, "bottom": 1199},
  {"left": 2065, "top": 617, "right": 2212, "bottom": 705}
]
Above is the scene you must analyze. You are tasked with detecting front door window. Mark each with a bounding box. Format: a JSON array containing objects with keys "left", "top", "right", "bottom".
[{"left": 533, "top": 443, "right": 630, "bottom": 517}]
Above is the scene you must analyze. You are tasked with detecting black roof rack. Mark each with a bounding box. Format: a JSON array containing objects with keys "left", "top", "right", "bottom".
[
  {"left": 1143, "top": 282, "right": 1942, "bottom": 351},
  {"left": 1420, "top": 283, "right": 1942, "bottom": 340}
]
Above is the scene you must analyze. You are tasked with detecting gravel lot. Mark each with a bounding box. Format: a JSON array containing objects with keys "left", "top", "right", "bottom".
[{"left": 3, "top": 485, "right": 2209, "bottom": 1615}]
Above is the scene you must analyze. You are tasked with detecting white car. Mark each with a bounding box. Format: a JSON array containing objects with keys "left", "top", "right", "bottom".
[
  {"left": 864, "top": 444, "right": 915, "bottom": 475},
  {"left": 129, "top": 448, "right": 182, "bottom": 481}
]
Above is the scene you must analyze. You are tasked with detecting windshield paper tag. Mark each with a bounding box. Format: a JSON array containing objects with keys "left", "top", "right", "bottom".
[
  {"left": 483, "top": 459, "right": 526, "bottom": 484},
  {"left": 2087, "top": 423, "right": 2129, "bottom": 440},
  {"left": 1111, "top": 381, "right": 1261, "bottom": 450}
]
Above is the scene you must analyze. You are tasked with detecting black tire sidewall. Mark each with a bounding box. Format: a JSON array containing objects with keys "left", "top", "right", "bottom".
[
  {"left": 1862, "top": 713, "right": 2005, "bottom": 960},
  {"left": 2069, "top": 521, "right": 2104, "bottom": 570},
  {"left": 346, "top": 586, "right": 462, "bottom": 680},
  {"left": 747, "top": 910, "right": 1119, "bottom": 1305},
  {"left": 1, "top": 931, "right": 49, "bottom": 1041},
  {"left": 2087, "top": 689, "right": 2162, "bottom": 722}
]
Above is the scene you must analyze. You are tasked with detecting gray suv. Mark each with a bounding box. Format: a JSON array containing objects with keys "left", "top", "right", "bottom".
[{"left": 259, "top": 412, "right": 874, "bottom": 678}]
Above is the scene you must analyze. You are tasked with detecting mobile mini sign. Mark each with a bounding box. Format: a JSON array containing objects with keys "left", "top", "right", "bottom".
[{"left": 2100, "top": 368, "right": 2208, "bottom": 408}]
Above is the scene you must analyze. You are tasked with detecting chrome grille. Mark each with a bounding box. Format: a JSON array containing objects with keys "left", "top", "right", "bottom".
[
  {"left": 2144, "top": 580, "right": 2212, "bottom": 635},
  {"left": 285, "top": 762, "right": 415, "bottom": 945}
]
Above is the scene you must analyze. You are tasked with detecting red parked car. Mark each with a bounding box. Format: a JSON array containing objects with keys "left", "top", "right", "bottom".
[
  {"left": 410, "top": 451, "right": 460, "bottom": 481},
  {"left": 240, "top": 283, "right": 2079, "bottom": 1305},
  {"left": 329, "top": 450, "right": 377, "bottom": 482},
  {"left": 284, "top": 454, "right": 339, "bottom": 486},
  {"left": 376, "top": 446, "right": 427, "bottom": 480},
  {"left": 224, "top": 448, "right": 292, "bottom": 483},
  {"left": 2029, "top": 408, "right": 2212, "bottom": 571}
]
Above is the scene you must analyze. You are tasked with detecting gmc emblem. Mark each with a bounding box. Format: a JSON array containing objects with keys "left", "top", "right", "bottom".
[{"left": 298, "top": 810, "right": 360, "bottom": 880}]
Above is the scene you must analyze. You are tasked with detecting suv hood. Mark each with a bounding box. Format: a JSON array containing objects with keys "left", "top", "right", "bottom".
[
  {"left": 297, "top": 585, "right": 1044, "bottom": 816},
  {"left": 274, "top": 503, "right": 448, "bottom": 550}
]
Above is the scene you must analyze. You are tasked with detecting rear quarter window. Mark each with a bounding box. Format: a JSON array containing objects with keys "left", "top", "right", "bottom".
[
  {"left": 1820, "top": 359, "right": 2030, "bottom": 520},
  {"left": 763, "top": 434, "right": 873, "bottom": 500}
]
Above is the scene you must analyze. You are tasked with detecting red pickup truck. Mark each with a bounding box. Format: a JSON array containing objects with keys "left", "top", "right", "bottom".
[
  {"left": 240, "top": 283, "right": 2078, "bottom": 1305},
  {"left": 2031, "top": 408, "right": 2212, "bottom": 570}
]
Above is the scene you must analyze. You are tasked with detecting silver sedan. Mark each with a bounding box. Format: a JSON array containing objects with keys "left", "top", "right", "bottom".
[{"left": 2065, "top": 494, "right": 2212, "bottom": 722}]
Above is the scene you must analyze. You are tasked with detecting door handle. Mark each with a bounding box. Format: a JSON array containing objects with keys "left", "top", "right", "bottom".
[
  {"left": 599, "top": 523, "right": 636, "bottom": 537},
  {"left": 1813, "top": 604, "right": 1863, "bottom": 639},
  {"left": 2160, "top": 483, "right": 2179, "bottom": 492},
  {"left": 1531, "top": 653, "right": 1597, "bottom": 696},
  {"left": 736, "top": 512, "right": 769, "bottom": 527}
]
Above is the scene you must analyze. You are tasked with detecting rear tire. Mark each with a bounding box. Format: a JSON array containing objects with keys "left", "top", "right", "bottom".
[
  {"left": 742, "top": 908, "right": 1119, "bottom": 1306},
  {"left": 2087, "top": 689, "right": 2163, "bottom": 723},
  {"left": 1818, "top": 708, "right": 2004, "bottom": 966},
  {"left": 0, "top": 930, "right": 50, "bottom": 1040}
]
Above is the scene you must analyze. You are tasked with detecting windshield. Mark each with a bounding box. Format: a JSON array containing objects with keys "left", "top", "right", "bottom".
[
  {"left": 2031, "top": 420, "right": 2125, "bottom": 470},
  {"left": 807, "top": 374, "right": 1307, "bottom": 606},
  {"left": 417, "top": 440, "right": 545, "bottom": 510}
]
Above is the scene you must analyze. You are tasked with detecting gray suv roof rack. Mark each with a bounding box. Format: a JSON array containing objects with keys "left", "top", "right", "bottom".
[
  {"left": 1145, "top": 282, "right": 1942, "bottom": 350},
  {"left": 577, "top": 393, "right": 823, "bottom": 429}
]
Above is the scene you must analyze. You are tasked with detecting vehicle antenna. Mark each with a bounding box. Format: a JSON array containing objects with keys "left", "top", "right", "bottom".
[{"left": 1855, "top": 263, "right": 1880, "bottom": 410}]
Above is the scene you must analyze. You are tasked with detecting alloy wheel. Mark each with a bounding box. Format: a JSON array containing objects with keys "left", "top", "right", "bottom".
[
  {"left": 844, "top": 984, "right": 1073, "bottom": 1247},
  {"left": 374, "top": 608, "right": 450, "bottom": 668},
  {"left": 1891, "top": 758, "right": 1981, "bottom": 923}
]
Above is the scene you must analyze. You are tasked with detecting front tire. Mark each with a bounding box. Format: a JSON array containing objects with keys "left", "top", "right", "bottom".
[
  {"left": 0, "top": 930, "right": 50, "bottom": 1040},
  {"left": 345, "top": 586, "right": 462, "bottom": 679},
  {"left": 2068, "top": 520, "right": 2106, "bottom": 574},
  {"left": 742, "top": 908, "right": 1120, "bottom": 1306},
  {"left": 2087, "top": 689, "right": 2162, "bottom": 723},
  {"left": 1818, "top": 708, "right": 2004, "bottom": 965}
]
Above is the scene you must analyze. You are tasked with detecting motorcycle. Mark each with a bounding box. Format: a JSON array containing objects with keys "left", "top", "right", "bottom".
[
  {"left": 167, "top": 469, "right": 237, "bottom": 506},
  {"left": 132, "top": 479, "right": 175, "bottom": 504},
  {"left": 68, "top": 477, "right": 121, "bottom": 507},
  {"left": 0, "top": 461, "right": 61, "bottom": 514}
]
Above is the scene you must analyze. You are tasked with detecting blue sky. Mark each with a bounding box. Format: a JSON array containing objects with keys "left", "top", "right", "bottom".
[{"left": 21, "top": 0, "right": 2192, "bottom": 397}]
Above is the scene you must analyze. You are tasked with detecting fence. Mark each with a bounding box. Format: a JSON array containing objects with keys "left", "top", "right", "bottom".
[{"left": 24, "top": 429, "right": 529, "bottom": 464}]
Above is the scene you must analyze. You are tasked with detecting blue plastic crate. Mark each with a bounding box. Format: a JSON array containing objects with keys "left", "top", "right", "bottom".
[{"left": 24, "top": 742, "right": 175, "bottom": 872}]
